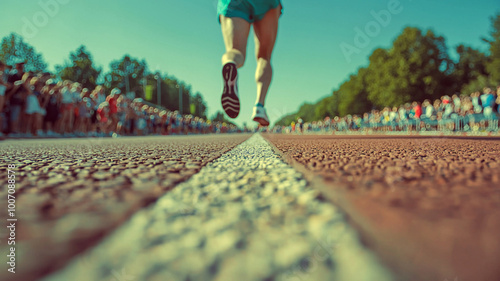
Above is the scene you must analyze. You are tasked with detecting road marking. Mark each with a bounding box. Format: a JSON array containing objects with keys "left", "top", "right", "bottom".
[{"left": 44, "top": 134, "right": 394, "bottom": 281}]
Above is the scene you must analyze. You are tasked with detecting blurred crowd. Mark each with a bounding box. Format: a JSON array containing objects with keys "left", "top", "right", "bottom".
[
  {"left": 0, "top": 62, "right": 240, "bottom": 138},
  {"left": 273, "top": 86, "right": 500, "bottom": 134}
]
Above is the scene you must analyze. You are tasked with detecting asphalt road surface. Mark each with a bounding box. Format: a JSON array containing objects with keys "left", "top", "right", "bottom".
[{"left": 1, "top": 134, "right": 499, "bottom": 281}]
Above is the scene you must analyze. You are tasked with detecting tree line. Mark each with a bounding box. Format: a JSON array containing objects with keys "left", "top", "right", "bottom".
[
  {"left": 0, "top": 34, "right": 209, "bottom": 119},
  {"left": 276, "top": 14, "right": 500, "bottom": 126}
]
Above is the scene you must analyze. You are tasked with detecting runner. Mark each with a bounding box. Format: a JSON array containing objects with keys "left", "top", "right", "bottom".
[{"left": 218, "top": 0, "right": 282, "bottom": 126}]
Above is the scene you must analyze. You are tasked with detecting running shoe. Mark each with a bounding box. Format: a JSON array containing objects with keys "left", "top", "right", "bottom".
[
  {"left": 251, "top": 106, "right": 270, "bottom": 127},
  {"left": 221, "top": 62, "right": 240, "bottom": 119}
]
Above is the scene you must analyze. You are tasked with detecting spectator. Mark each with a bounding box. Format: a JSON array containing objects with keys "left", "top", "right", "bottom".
[
  {"left": 481, "top": 88, "right": 495, "bottom": 116},
  {"left": 297, "top": 117, "right": 303, "bottom": 133},
  {"left": 0, "top": 69, "right": 241, "bottom": 139},
  {"left": 96, "top": 101, "right": 110, "bottom": 136},
  {"left": 59, "top": 81, "right": 76, "bottom": 135},
  {"left": 452, "top": 94, "right": 461, "bottom": 109},
  {"left": 0, "top": 61, "right": 7, "bottom": 137},
  {"left": 398, "top": 104, "right": 409, "bottom": 130},
  {"left": 25, "top": 77, "right": 44, "bottom": 136},
  {"left": 89, "top": 87, "right": 102, "bottom": 136},
  {"left": 42, "top": 79, "right": 60, "bottom": 137},
  {"left": 6, "top": 70, "right": 29, "bottom": 136},
  {"left": 495, "top": 86, "right": 500, "bottom": 114},
  {"left": 136, "top": 108, "right": 147, "bottom": 136},
  {"left": 471, "top": 91, "right": 482, "bottom": 113},
  {"left": 106, "top": 88, "right": 121, "bottom": 134},
  {"left": 74, "top": 96, "right": 89, "bottom": 136},
  {"left": 8, "top": 62, "right": 24, "bottom": 83}
]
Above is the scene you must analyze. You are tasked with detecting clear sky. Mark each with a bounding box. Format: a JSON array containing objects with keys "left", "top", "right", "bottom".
[{"left": 0, "top": 0, "right": 499, "bottom": 127}]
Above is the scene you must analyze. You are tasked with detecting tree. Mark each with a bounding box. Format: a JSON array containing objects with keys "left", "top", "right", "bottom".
[
  {"left": 366, "top": 27, "right": 452, "bottom": 107},
  {"left": 134, "top": 72, "right": 208, "bottom": 117},
  {"left": 0, "top": 33, "right": 47, "bottom": 72},
  {"left": 274, "top": 112, "right": 297, "bottom": 126},
  {"left": 211, "top": 111, "right": 226, "bottom": 122},
  {"left": 190, "top": 92, "right": 208, "bottom": 119},
  {"left": 296, "top": 103, "right": 317, "bottom": 122},
  {"left": 56, "top": 46, "right": 102, "bottom": 89},
  {"left": 484, "top": 13, "right": 500, "bottom": 83},
  {"left": 104, "top": 55, "right": 148, "bottom": 94},
  {"left": 211, "top": 110, "right": 236, "bottom": 126},
  {"left": 451, "top": 45, "right": 488, "bottom": 93},
  {"left": 461, "top": 75, "right": 497, "bottom": 96},
  {"left": 314, "top": 90, "right": 342, "bottom": 120},
  {"left": 338, "top": 68, "right": 373, "bottom": 116},
  {"left": 161, "top": 77, "right": 191, "bottom": 113}
]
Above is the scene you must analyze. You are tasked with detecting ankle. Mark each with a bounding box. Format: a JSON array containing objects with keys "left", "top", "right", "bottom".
[{"left": 256, "top": 103, "right": 264, "bottom": 108}]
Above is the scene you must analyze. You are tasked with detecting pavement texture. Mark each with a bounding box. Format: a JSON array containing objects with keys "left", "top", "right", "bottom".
[
  {"left": 1, "top": 133, "right": 499, "bottom": 281},
  {"left": 263, "top": 134, "right": 500, "bottom": 281},
  {"left": 0, "top": 135, "right": 250, "bottom": 281},
  {"left": 43, "top": 134, "right": 393, "bottom": 281}
]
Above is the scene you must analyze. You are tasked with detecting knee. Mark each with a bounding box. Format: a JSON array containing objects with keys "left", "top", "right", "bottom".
[
  {"left": 256, "top": 56, "right": 272, "bottom": 69},
  {"left": 256, "top": 57, "right": 272, "bottom": 72},
  {"left": 228, "top": 49, "right": 246, "bottom": 66},
  {"left": 256, "top": 50, "right": 272, "bottom": 61}
]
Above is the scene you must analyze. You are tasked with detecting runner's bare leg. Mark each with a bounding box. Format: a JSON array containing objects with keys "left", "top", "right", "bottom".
[
  {"left": 253, "top": 5, "right": 280, "bottom": 106},
  {"left": 220, "top": 16, "right": 251, "bottom": 68}
]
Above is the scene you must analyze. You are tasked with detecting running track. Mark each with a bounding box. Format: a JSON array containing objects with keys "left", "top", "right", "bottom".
[{"left": 0, "top": 134, "right": 499, "bottom": 281}]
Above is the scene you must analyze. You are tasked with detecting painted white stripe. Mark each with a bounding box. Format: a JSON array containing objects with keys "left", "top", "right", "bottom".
[{"left": 45, "top": 134, "right": 395, "bottom": 281}]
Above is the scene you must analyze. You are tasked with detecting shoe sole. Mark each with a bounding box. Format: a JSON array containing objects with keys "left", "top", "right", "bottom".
[
  {"left": 221, "top": 63, "right": 240, "bottom": 119},
  {"left": 253, "top": 116, "right": 270, "bottom": 127}
]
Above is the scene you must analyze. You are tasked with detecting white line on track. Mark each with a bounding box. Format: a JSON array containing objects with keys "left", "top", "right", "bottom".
[{"left": 44, "top": 134, "right": 394, "bottom": 281}]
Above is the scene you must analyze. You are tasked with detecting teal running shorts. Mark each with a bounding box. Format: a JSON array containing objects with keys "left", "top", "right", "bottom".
[{"left": 217, "top": 0, "right": 283, "bottom": 23}]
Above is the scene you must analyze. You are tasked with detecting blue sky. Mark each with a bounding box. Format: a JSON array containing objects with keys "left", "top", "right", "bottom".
[{"left": 0, "top": 0, "right": 499, "bottom": 127}]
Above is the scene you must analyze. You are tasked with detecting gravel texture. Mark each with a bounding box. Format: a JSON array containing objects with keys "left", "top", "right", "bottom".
[
  {"left": 44, "top": 134, "right": 393, "bottom": 281},
  {"left": 0, "top": 135, "right": 249, "bottom": 281},
  {"left": 263, "top": 135, "right": 500, "bottom": 219},
  {"left": 263, "top": 134, "right": 500, "bottom": 281}
]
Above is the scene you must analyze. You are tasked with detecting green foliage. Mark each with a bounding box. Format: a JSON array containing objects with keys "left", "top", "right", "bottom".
[
  {"left": 485, "top": 13, "right": 500, "bottom": 83},
  {"left": 56, "top": 45, "right": 102, "bottom": 89},
  {"left": 452, "top": 45, "right": 489, "bottom": 91},
  {"left": 277, "top": 102, "right": 316, "bottom": 125},
  {"left": 275, "top": 95, "right": 340, "bottom": 126},
  {"left": 276, "top": 20, "right": 500, "bottom": 126},
  {"left": 0, "top": 33, "right": 47, "bottom": 72},
  {"left": 162, "top": 77, "right": 190, "bottom": 114},
  {"left": 211, "top": 111, "right": 225, "bottom": 122},
  {"left": 190, "top": 92, "right": 208, "bottom": 119},
  {"left": 366, "top": 27, "right": 452, "bottom": 107},
  {"left": 338, "top": 68, "right": 372, "bottom": 116},
  {"left": 274, "top": 112, "right": 297, "bottom": 126},
  {"left": 211, "top": 110, "right": 236, "bottom": 126},
  {"left": 460, "top": 75, "right": 497, "bottom": 96},
  {"left": 296, "top": 103, "right": 317, "bottom": 121},
  {"left": 145, "top": 73, "right": 204, "bottom": 117},
  {"left": 104, "top": 55, "right": 148, "bottom": 94},
  {"left": 314, "top": 94, "right": 338, "bottom": 121}
]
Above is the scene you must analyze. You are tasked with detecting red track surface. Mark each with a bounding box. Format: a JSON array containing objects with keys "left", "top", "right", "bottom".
[
  {"left": 264, "top": 134, "right": 500, "bottom": 281},
  {"left": 0, "top": 135, "right": 250, "bottom": 281}
]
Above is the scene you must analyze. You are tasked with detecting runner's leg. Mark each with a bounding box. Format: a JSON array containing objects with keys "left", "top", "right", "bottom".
[
  {"left": 253, "top": 5, "right": 280, "bottom": 106},
  {"left": 220, "top": 16, "right": 251, "bottom": 68}
]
